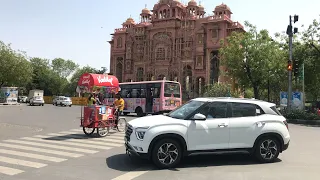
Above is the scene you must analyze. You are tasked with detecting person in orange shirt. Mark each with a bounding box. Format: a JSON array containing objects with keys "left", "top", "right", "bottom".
[{"left": 113, "top": 94, "right": 124, "bottom": 127}]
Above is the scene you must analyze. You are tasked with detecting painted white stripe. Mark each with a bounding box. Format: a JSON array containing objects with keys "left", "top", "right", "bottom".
[
  {"left": 3, "top": 140, "right": 98, "bottom": 154},
  {"left": 0, "top": 156, "right": 47, "bottom": 168},
  {"left": 27, "top": 136, "right": 113, "bottom": 149},
  {"left": 56, "top": 132, "right": 124, "bottom": 143},
  {"left": 62, "top": 130, "right": 125, "bottom": 136},
  {"left": 106, "top": 136, "right": 124, "bottom": 140},
  {"left": 0, "top": 165, "right": 24, "bottom": 176},
  {"left": 0, "top": 148, "right": 66, "bottom": 162},
  {"left": 69, "top": 129, "right": 83, "bottom": 132},
  {"left": 109, "top": 133, "right": 126, "bottom": 137},
  {"left": 111, "top": 169, "right": 149, "bottom": 180},
  {"left": 36, "top": 135, "right": 122, "bottom": 147},
  {"left": 0, "top": 142, "right": 82, "bottom": 157}
]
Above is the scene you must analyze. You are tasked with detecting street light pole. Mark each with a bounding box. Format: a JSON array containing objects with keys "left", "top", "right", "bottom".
[{"left": 286, "top": 15, "right": 299, "bottom": 113}]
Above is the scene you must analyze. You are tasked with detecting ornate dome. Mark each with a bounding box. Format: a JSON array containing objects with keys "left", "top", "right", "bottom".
[
  {"left": 142, "top": 7, "right": 151, "bottom": 14},
  {"left": 188, "top": 0, "right": 197, "bottom": 6},
  {"left": 199, "top": 4, "right": 204, "bottom": 11},
  {"left": 124, "top": 17, "right": 135, "bottom": 24},
  {"left": 215, "top": 3, "right": 231, "bottom": 12}
]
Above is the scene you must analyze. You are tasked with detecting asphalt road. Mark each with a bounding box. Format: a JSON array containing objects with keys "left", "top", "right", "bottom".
[{"left": 0, "top": 104, "right": 320, "bottom": 180}]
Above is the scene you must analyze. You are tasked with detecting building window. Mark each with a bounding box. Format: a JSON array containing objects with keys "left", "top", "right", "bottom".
[
  {"left": 212, "top": 29, "right": 218, "bottom": 39},
  {"left": 196, "top": 56, "right": 203, "bottom": 68},
  {"left": 117, "top": 37, "right": 122, "bottom": 48},
  {"left": 126, "top": 61, "right": 131, "bottom": 70},
  {"left": 156, "top": 47, "right": 165, "bottom": 60},
  {"left": 197, "top": 34, "right": 203, "bottom": 44}
]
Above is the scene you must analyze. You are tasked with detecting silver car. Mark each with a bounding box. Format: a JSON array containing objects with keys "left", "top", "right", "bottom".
[{"left": 29, "top": 96, "right": 44, "bottom": 106}]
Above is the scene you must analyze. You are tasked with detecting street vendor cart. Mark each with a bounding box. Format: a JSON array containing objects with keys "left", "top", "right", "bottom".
[{"left": 77, "top": 73, "right": 126, "bottom": 137}]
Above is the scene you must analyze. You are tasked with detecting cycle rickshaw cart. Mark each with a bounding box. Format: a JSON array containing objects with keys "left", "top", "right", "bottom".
[{"left": 77, "top": 73, "right": 127, "bottom": 137}]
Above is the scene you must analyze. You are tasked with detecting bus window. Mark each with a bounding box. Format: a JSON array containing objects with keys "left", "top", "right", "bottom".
[{"left": 164, "top": 82, "right": 180, "bottom": 98}]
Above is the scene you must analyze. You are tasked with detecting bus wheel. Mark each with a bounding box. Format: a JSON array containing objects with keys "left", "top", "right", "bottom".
[{"left": 136, "top": 107, "right": 144, "bottom": 117}]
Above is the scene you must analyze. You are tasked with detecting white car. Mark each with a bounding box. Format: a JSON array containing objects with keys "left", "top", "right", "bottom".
[
  {"left": 29, "top": 96, "right": 44, "bottom": 106},
  {"left": 55, "top": 97, "right": 72, "bottom": 107},
  {"left": 125, "top": 97, "right": 290, "bottom": 169}
]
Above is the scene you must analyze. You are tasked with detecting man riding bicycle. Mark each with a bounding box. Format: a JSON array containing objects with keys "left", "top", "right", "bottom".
[{"left": 113, "top": 93, "right": 124, "bottom": 128}]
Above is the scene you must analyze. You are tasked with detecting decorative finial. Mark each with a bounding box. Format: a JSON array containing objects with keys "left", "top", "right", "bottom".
[
  {"left": 145, "top": 4, "right": 147, "bottom": 8},
  {"left": 199, "top": 1, "right": 201, "bottom": 5}
]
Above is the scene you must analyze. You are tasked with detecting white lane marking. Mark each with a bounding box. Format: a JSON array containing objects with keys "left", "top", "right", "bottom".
[
  {"left": 35, "top": 133, "right": 122, "bottom": 149},
  {"left": 3, "top": 140, "right": 98, "bottom": 154},
  {"left": 69, "top": 129, "right": 83, "bottom": 132},
  {"left": 0, "top": 156, "right": 47, "bottom": 168},
  {"left": 108, "top": 133, "right": 126, "bottom": 137},
  {"left": 0, "top": 165, "right": 24, "bottom": 176},
  {"left": 106, "top": 136, "right": 124, "bottom": 140},
  {"left": 63, "top": 130, "right": 125, "bottom": 136},
  {"left": 111, "top": 169, "right": 149, "bottom": 180},
  {"left": 24, "top": 136, "right": 111, "bottom": 150},
  {"left": 0, "top": 148, "right": 66, "bottom": 162},
  {"left": 50, "top": 132, "right": 124, "bottom": 144},
  {"left": 0, "top": 142, "right": 82, "bottom": 157}
]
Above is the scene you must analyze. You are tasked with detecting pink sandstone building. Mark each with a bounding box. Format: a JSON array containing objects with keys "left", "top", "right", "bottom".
[{"left": 109, "top": 0, "right": 244, "bottom": 97}]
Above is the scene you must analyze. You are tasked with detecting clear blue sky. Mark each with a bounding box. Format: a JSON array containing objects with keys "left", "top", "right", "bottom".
[{"left": 0, "top": 0, "right": 318, "bottom": 71}]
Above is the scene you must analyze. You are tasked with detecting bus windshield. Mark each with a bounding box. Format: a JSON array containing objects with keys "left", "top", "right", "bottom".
[{"left": 164, "top": 82, "right": 180, "bottom": 98}]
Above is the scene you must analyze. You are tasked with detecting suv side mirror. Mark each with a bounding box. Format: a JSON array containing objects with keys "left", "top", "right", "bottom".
[{"left": 193, "top": 113, "right": 206, "bottom": 120}]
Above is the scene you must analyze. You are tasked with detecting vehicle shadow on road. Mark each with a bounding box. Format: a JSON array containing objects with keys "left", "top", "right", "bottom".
[{"left": 106, "top": 153, "right": 282, "bottom": 172}]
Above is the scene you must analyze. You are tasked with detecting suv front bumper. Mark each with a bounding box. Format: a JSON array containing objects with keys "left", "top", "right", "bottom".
[{"left": 125, "top": 141, "right": 149, "bottom": 159}]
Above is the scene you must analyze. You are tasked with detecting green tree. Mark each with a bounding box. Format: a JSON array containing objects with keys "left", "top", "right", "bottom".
[
  {"left": 219, "top": 21, "right": 287, "bottom": 100},
  {"left": 51, "top": 58, "right": 79, "bottom": 78},
  {"left": 301, "top": 15, "right": 320, "bottom": 55},
  {"left": 204, "top": 83, "right": 240, "bottom": 97},
  {"left": 0, "top": 41, "right": 33, "bottom": 87}
]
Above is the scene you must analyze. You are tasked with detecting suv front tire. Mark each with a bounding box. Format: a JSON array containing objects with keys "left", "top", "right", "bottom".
[
  {"left": 151, "top": 138, "right": 182, "bottom": 169},
  {"left": 254, "top": 136, "right": 280, "bottom": 163}
]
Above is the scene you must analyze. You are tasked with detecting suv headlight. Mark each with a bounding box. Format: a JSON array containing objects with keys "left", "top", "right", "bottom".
[{"left": 135, "top": 127, "right": 149, "bottom": 141}]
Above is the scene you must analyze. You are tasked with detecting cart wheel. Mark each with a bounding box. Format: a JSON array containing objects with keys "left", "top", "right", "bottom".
[
  {"left": 117, "top": 118, "right": 127, "bottom": 132},
  {"left": 97, "top": 122, "right": 109, "bottom": 137},
  {"left": 83, "top": 127, "right": 95, "bottom": 136}
]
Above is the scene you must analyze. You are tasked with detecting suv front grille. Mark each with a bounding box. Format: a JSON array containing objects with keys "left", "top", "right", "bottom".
[{"left": 125, "top": 124, "right": 133, "bottom": 142}]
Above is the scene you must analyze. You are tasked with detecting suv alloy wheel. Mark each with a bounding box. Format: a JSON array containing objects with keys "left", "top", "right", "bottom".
[
  {"left": 254, "top": 136, "right": 280, "bottom": 163},
  {"left": 151, "top": 139, "right": 182, "bottom": 169}
]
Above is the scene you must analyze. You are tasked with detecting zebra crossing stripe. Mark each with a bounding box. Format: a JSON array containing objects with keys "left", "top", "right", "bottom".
[
  {"left": 0, "top": 148, "right": 66, "bottom": 162},
  {"left": 0, "top": 165, "right": 24, "bottom": 176},
  {"left": 25, "top": 136, "right": 112, "bottom": 149},
  {"left": 0, "top": 142, "right": 82, "bottom": 157},
  {"left": 56, "top": 132, "right": 124, "bottom": 143},
  {"left": 36, "top": 134, "right": 122, "bottom": 147},
  {"left": 0, "top": 156, "right": 47, "bottom": 168},
  {"left": 3, "top": 140, "right": 98, "bottom": 154}
]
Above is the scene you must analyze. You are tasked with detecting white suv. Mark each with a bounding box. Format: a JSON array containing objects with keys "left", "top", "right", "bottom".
[{"left": 124, "top": 97, "right": 290, "bottom": 169}]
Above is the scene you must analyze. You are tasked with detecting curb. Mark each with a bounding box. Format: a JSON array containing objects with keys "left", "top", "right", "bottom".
[{"left": 288, "top": 119, "right": 320, "bottom": 125}]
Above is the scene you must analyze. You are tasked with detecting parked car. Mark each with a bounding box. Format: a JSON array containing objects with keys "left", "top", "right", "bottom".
[
  {"left": 52, "top": 96, "right": 65, "bottom": 105},
  {"left": 55, "top": 97, "right": 72, "bottom": 107},
  {"left": 124, "top": 97, "right": 290, "bottom": 169},
  {"left": 29, "top": 96, "right": 44, "bottom": 106},
  {"left": 18, "top": 96, "right": 28, "bottom": 103}
]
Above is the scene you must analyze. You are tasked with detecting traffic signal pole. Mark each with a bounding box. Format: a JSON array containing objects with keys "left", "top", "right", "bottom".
[
  {"left": 286, "top": 15, "right": 298, "bottom": 113},
  {"left": 287, "top": 16, "right": 293, "bottom": 113}
]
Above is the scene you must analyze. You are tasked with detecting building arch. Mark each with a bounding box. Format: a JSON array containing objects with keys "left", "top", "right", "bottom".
[
  {"left": 157, "top": 74, "right": 165, "bottom": 80},
  {"left": 146, "top": 72, "right": 154, "bottom": 81},
  {"left": 169, "top": 71, "right": 178, "bottom": 81},
  {"left": 116, "top": 57, "right": 123, "bottom": 82},
  {"left": 195, "top": 76, "right": 205, "bottom": 97},
  {"left": 182, "top": 65, "right": 192, "bottom": 99},
  {"left": 136, "top": 67, "right": 144, "bottom": 81}
]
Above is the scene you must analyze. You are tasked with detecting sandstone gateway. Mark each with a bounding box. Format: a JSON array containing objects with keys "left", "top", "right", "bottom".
[{"left": 109, "top": 0, "right": 244, "bottom": 98}]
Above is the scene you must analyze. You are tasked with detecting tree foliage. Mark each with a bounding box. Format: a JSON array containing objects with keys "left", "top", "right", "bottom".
[
  {"left": 0, "top": 41, "right": 33, "bottom": 87},
  {"left": 204, "top": 83, "right": 240, "bottom": 97},
  {"left": 219, "top": 21, "right": 287, "bottom": 100}
]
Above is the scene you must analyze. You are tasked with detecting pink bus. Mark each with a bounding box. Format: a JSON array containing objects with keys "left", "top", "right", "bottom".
[{"left": 104, "top": 80, "right": 182, "bottom": 117}]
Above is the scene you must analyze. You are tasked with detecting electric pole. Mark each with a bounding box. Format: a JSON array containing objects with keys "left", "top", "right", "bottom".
[{"left": 286, "top": 15, "right": 299, "bottom": 113}]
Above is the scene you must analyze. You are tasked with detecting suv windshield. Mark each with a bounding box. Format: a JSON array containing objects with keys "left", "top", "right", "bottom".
[
  {"left": 164, "top": 82, "right": 180, "bottom": 98},
  {"left": 167, "top": 100, "right": 206, "bottom": 119}
]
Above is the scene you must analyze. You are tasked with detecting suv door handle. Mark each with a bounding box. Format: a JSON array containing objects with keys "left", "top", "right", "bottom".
[{"left": 218, "top": 123, "right": 228, "bottom": 127}]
